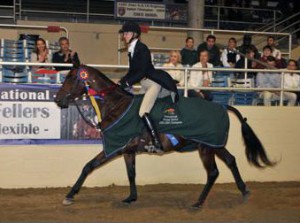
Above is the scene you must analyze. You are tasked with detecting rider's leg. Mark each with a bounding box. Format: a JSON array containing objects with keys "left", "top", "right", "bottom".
[{"left": 139, "top": 79, "right": 163, "bottom": 151}]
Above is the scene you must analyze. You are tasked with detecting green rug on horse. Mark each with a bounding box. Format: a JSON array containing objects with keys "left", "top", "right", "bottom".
[{"left": 102, "top": 95, "right": 229, "bottom": 157}]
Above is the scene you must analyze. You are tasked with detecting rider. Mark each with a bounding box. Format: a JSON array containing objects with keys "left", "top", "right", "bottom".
[{"left": 119, "top": 22, "right": 179, "bottom": 152}]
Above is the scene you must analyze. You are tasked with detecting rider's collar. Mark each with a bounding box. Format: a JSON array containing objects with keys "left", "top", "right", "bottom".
[{"left": 128, "top": 38, "right": 138, "bottom": 57}]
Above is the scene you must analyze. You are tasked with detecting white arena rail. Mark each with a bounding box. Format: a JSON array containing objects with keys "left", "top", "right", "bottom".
[{"left": 0, "top": 61, "right": 299, "bottom": 106}]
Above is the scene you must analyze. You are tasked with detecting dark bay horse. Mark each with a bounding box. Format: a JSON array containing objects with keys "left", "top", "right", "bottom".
[{"left": 55, "top": 65, "right": 274, "bottom": 209}]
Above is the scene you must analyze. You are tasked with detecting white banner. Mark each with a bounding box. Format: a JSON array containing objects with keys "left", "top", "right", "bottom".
[
  {"left": 116, "top": 1, "right": 166, "bottom": 20},
  {"left": 0, "top": 101, "right": 61, "bottom": 139}
]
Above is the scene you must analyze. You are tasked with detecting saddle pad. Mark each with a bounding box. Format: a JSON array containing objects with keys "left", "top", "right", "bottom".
[{"left": 101, "top": 95, "right": 229, "bottom": 157}]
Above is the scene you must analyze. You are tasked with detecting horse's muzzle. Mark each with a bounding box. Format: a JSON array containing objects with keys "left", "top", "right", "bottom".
[{"left": 54, "top": 95, "right": 70, "bottom": 109}]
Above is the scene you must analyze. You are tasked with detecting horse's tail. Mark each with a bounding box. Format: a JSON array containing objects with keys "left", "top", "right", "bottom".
[{"left": 226, "top": 105, "right": 275, "bottom": 168}]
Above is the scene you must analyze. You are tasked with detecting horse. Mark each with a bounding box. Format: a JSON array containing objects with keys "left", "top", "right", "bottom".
[{"left": 54, "top": 65, "right": 274, "bottom": 209}]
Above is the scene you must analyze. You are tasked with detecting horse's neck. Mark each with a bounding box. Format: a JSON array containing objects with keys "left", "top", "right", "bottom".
[{"left": 98, "top": 88, "right": 133, "bottom": 129}]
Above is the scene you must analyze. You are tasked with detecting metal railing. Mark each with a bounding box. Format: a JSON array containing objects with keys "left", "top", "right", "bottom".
[
  {"left": 0, "top": 24, "right": 69, "bottom": 38},
  {"left": 204, "top": 5, "right": 282, "bottom": 30},
  {"left": 0, "top": 61, "right": 299, "bottom": 107},
  {"left": 0, "top": 4, "right": 15, "bottom": 23},
  {"left": 6, "top": 1, "right": 281, "bottom": 31},
  {"left": 257, "top": 11, "right": 300, "bottom": 33}
]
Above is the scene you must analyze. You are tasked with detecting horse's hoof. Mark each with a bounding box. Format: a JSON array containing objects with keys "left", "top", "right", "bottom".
[
  {"left": 62, "top": 198, "right": 74, "bottom": 206},
  {"left": 191, "top": 202, "right": 203, "bottom": 210},
  {"left": 242, "top": 190, "right": 251, "bottom": 203},
  {"left": 122, "top": 196, "right": 137, "bottom": 204}
]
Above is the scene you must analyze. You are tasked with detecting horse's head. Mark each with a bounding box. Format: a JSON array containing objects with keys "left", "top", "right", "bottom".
[{"left": 55, "top": 65, "right": 114, "bottom": 108}]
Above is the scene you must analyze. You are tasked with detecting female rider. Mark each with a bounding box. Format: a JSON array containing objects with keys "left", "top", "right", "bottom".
[{"left": 119, "top": 22, "right": 179, "bottom": 153}]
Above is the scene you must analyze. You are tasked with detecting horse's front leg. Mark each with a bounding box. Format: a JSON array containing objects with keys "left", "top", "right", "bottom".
[
  {"left": 63, "top": 151, "right": 118, "bottom": 205},
  {"left": 123, "top": 152, "right": 137, "bottom": 204}
]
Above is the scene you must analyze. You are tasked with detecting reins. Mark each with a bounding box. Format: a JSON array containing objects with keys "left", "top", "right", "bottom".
[{"left": 67, "top": 67, "right": 123, "bottom": 131}]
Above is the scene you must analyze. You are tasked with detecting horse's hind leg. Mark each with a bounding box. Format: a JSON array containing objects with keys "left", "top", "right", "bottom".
[
  {"left": 193, "top": 147, "right": 219, "bottom": 209},
  {"left": 63, "top": 151, "right": 116, "bottom": 205},
  {"left": 123, "top": 152, "right": 137, "bottom": 204},
  {"left": 215, "top": 147, "right": 250, "bottom": 199}
]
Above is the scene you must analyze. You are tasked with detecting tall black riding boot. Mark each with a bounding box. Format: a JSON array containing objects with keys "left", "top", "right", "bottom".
[{"left": 142, "top": 113, "right": 163, "bottom": 153}]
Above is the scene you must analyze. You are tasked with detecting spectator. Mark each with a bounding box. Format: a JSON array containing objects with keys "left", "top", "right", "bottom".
[
  {"left": 188, "top": 50, "right": 213, "bottom": 100},
  {"left": 266, "top": 36, "right": 282, "bottom": 60},
  {"left": 197, "top": 35, "right": 221, "bottom": 66},
  {"left": 237, "top": 34, "right": 260, "bottom": 59},
  {"left": 52, "top": 37, "right": 80, "bottom": 72},
  {"left": 180, "top": 37, "right": 198, "bottom": 67},
  {"left": 283, "top": 59, "right": 300, "bottom": 106},
  {"left": 30, "top": 38, "right": 51, "bottom": 71},
  {"left": 256, "top": 45, "right": 283, "bottom": 69},
  {"left": 221, "top": 37, "right": 240, "bottom": 67},
  {"left": 256, "top": 56, "right": 281, "bottom": 106},
  {"left": 235, "top": 46, "right": 257, "bottom": 79},
  {"left": 163, "top": 50, "right": 185, "bottom": 86}
]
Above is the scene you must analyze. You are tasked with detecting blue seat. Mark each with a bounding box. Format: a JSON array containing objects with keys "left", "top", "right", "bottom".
[
  {"left": 0, "top": 39, "right": 29, "bottom": 83},
  {"left": 211, "top": 91, "right": 233, "bottom": 105},
  {"left": 233, "top": 92, "right": 257, "bottom": 105},
  {"left": 211, "top": 77, "right": 228, "bottom": 87}
]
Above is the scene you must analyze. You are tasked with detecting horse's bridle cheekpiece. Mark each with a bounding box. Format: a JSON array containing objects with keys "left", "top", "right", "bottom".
[{"left": 76, "top": 67, "right": 102, "bottom": 129}]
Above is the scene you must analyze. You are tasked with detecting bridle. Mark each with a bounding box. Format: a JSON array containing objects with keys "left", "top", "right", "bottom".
[{"left": 62, "top": 68, "right": 122, "bottom": 130}]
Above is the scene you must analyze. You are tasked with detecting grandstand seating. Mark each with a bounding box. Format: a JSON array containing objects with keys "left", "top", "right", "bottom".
[
  {"left": 233, "top": 91, "right": 257, "bottom": 105},
  {"left": 0, "top": 38, "right": 62, "bottom": 84},
  {"left": 0, "top": 38, "right": 34, "bottom": 83}
]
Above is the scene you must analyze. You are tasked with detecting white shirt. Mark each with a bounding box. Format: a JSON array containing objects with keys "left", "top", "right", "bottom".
[
  {"left": 272, "top": 47, "right": 282, "bottom": 60},
  {"left": 284, "top": 73, "right": 300, "bottom": 89},
  {"left": 128, "top": 39, "right": 138, "bottom": 58},
  {"left": 189, "top": 62, "right": 213, "bottom": 88},
  {"left": 221, "top": 48, "right": 240, "bottom": 67},
  {"left": 163, "top": 62, "right": 185, "bottom": 86}
]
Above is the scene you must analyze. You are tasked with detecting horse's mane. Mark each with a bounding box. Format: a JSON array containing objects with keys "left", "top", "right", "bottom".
[
  {"left": 81, "top": 65, "right": 133, "bottom": 97},
  {"left": 84, "top": 65, "right": 116, "bottom": 86}
]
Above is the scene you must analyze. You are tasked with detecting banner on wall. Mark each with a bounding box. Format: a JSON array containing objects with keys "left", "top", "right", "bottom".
[
  {"left": 0, "top": 83, "right": 101, "bottom": 145},
  {"left": 115, "top": 0, "right": 187, "bottom": 23}
]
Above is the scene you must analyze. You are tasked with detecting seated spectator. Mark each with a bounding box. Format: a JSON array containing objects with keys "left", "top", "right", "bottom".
[
  {"left": 52, "top": 37, "right": 80, "bottom": 72},
  {"left": 163, "top": 50, "right": 185, "bottom": 86},
  {"left": 180, "top": 37, "right": 198, "bottom": 67},
  {"left": 266, "top": 36, "right": 282, "bottom": 60},
  {"left": 235, "top": 46, "right": 257, "bottom": 79},
  {"left": 256, "top": 45, "right": 283, "bottom": 69},
  {"left": 283, "top": 59, "right": 300, "bottom": 106},
  {"left": 237, "top": 34, "right": 260, "bottom": 59},
  {"left": 256, "top": 56, "right": 281, "bottom": 106},
  {"left": 188, "top": 50, "right": 213, "bottom": 100},
  {"left": 30, "top": 38, "right": 52, "bottom": 72},
  {"left": 197, "top": 35, "right": 221, "bottom": 66},
  {"left": 221, "top": 37, "right": 240, "bottom": 67}
]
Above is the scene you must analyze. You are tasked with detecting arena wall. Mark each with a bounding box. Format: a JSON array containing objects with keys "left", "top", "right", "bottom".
[{"left": 0, "top": 106, "right": 300, "bottom": 188}]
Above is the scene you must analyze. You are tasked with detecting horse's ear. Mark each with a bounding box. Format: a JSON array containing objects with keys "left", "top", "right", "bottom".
[{"left": 77, "top": 67, "right": 90, "bottom": 81}]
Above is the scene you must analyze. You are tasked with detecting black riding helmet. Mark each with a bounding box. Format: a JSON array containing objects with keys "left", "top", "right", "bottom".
[{"left": 119, "top": 22, "right": 141, "bottom": 38}]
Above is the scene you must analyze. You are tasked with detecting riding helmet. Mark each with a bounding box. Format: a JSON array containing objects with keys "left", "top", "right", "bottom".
[{"left": 119, "top": 22, "right": 141, "bottom": 37}]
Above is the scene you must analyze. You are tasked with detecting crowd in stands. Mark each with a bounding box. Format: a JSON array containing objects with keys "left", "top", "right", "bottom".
[
  {"left": 160, "top": 33, "right": 300, "bottom": 106},
  {"left": 20, "top": 33, "right": 300, "bottom": 106},
  {"left": 29, "top": 36, "right": 80, "bottom": 76}
]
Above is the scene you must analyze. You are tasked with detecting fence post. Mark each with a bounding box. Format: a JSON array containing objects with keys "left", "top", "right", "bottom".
[
  {"left": 184, "top": 68, "right": 188, "bottom": 97},
  {"left": 279, "top": 71, "right": 284, "bottom": 106},
  {"left": 244, "top": 57, "right": 248, "bottom": 87},
  {"left": 217, "top": 6, "right": 220, "bottom": 29}
]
